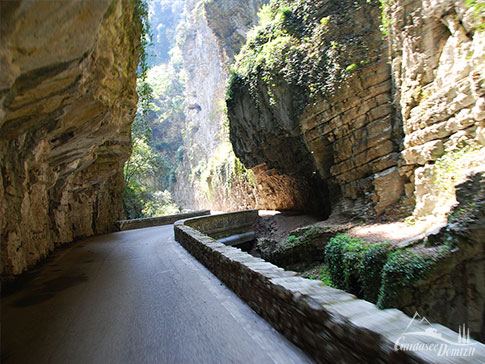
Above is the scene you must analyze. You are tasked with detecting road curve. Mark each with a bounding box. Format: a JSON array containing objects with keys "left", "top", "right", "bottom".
[{"left": 1, "top": 225, "right": 313, "bottom": 364}]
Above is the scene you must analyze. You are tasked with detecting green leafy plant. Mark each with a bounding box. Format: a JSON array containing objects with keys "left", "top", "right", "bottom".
[
  {"left": 377, "top": 249, "right": 431, "bottom": 308},
  {"left": 228, "top": 0, "right": 382, "bottom": 114},
  {"left": 325, "top": 235, "right": 391, "bottom": 302},
  {"left": 345, "top": 63, "right": 358, "bottom": 72},
  {"left": 123, "top": 0, "right": 185, "bottom": 219},
  {"left": 285, "top": 234, "right": 298, "bottom": 246},
  {"left": 301, "top": 263, "right": 334, "bottom": 287},
  {"left": 466, "top": 0, "right": 485, "bottom": 31},
  {"left": 378, "top": 0, "right": 393, "bottom": 36},
  {"left": 360, "top": 242, "right": 390, "bottom": 302}
]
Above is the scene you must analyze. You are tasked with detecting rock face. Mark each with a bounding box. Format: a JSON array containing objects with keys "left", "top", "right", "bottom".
[
  {"left": 173, "top": 0, "right": 269, "bottom": 211},
  {"left": 227, "top": 0, "right": 485, "bottom": 219},
  {"left": 0, "top": 0, "right": 140, "bottom": 278},
  {"left": 176, "top": 0, "right": 329, "bottom": 213},
  {"left": 173, "top": 0, "right": 229, "bottom": 209},
  {"left": 228, "top": 0, "right": 401, "bottom": 218},
  {"left": 390, "top": 171, "right": 485, "bottom": 341},
  {"left": 389, "top": 0, "right": 485, "bottom": 219}
]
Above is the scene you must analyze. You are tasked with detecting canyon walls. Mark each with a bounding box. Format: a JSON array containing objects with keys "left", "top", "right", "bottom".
[
  {"left": 0, "top": 0, "right": 140, "bottom": 278},
  {"left": 384, "top": 0, "right": 485, "bottom": 341},
  {"left": 173, "top": 0, "right": 269, "bottom": 211},
  {"left": 228, "top": 0, "right": 398, "bottom": 217},
  {"left": 389, "top": 0, "right": 485, "bottom": 220},
  {"left": 176, "top": 0, "right": 325, "bottom": 213},
  {"left": 227, "top": 0, "right": 485, "bottom": 219}
]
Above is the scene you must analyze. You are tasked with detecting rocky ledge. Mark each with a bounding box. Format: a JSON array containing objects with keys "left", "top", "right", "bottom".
[{"left": 0, "top": 0, "right": 140, "bottom": 278}]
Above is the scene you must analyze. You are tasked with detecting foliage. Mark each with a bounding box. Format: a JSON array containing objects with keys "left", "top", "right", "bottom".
[
  {"left": 144, "top": 62, "right": 185, "bottom": 192},
  {"left": 345, "top": 63, "right": 358, "bottom": 73},
  {"left": 376, "top": 249, "right": 431, "bottom": 308},
  {"left": 123, "top": 137, "right": 181, "bottom": 219},
  {"left": 142, "top": 190, "right": 180, "bottom": 216},
  {"left": 271, "top": 226, "right": 327, "bottom": 254},
  {"left": 147, "top": 0, "right": 185, "bottom": 65},
  {"left": 434, "top": 145, "right": 482, "bottom": 202},
  {"left": 123, "top": 0, "right": 182, "bottom": 219},
  {"left": 466, "top": 0, "right": 485, "bottom": 31},
  {"left": 378, "top": 0, "right": 393, "bottom": 36},
  {"left": 302, "top": 263, "right": 335, "bottom": 287},
  {"left": 132, "top": 81, "right": 154, "bottom": 141},
  {"left": 132, "top": 0, "right": 154, "bottom": 142},
  {"left": 228, "top": 0, "right": 382, "bottom": 109},
  {"left": 360, "top": 242, "right": 390, "bottom": 302},
  {"left": 322, "top": 234, "right": 455, "bottom": 306},
  {"left": 325, "top": 235, "right": 371, "bottom": 296},
  {"left": 135, "top": 0, "right": 151, "bottom": 81},
  {"left": 192, "top": 141, "right": 256, "bottom": 202},
  {"left": 324, "top": 235, "right": 392, "bottom": 302}
]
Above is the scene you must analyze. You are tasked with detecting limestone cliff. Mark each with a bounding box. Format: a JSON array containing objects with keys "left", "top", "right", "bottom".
[
  {"left": 228, "top": 0, "right": 397, "bottom": 217},
  {"left": 388, "top": 0, "right": 485, "bottom": 220},
  {"left": 173, "top": 0, "right": 268, "bottom": 211},
  {"left": 228, "top": 0, "right": 485, "bottom": 220},
  {"left": 0, "top": 0, "right": 140, "bottom": 278}
]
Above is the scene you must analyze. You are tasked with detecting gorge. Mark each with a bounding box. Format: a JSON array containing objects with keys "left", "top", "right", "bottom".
[{"left": 1, "top": 0, "right": 484, "bottom": 348}]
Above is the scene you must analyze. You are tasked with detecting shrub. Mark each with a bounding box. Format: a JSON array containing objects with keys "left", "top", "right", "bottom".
[
  {"left": 360, "top": 242, "right": 390, "bottom": 302},
  {"left": 325, "top": 235, "right": 391, "bottom": 301},
  {"left": 377, "top": 249, "right": 431, "bottom": 308},
  {"left": 324, "top": 234, "right": 347, "bottom": 287}
]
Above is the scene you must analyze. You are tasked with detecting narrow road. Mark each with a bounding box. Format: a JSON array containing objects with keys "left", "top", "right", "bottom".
[{"left": 1, "top": 225, "right": 313, "bottom": 364}]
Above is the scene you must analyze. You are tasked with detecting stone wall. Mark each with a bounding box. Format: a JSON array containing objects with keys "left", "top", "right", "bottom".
[
  {"left": 174, "top": 211, "right": 485, "bottom": 363},
  {"left": 117, "top": 210, "right": 211, "bottom": 231},
  {"left": 0, "top": 0, "right": 140, "bottom": 278},
  {"left": 184, "top": 209, "right": 258, "bottom": 239}
]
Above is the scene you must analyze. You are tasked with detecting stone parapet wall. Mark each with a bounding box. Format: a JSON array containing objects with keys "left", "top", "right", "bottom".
[
  {"left": 184, "top": 209, "right": 258, "bottom": 239},
  {"left": 117, "top": 210, "right": 211, "bottom": 231},
  {"left": 174, "top": 211, "right": 485, "bottom": 363}
]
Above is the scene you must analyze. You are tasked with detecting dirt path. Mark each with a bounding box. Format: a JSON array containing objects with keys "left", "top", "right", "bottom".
[{"left": 255, "top": 210, "right": 446, "bottom": 247}]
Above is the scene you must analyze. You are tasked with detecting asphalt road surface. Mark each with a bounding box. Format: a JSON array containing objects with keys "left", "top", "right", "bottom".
[{"left": 1, "top": 225, "right": 313, "bottom": 364}]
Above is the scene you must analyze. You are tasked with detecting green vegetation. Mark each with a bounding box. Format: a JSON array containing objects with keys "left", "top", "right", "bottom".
[
  {"left": 133, "top": 0, "right": 153, "bottom": 141},
  {"left": 192, "top": 141, "right": 256, "bottom": 202},
  {"left": 434, "top": 145, "right": 483, "bottom": 203},
  {"left": 378, "top": 0, "right": 392, "bottom": 36},
  {"left": 466, "top": 0, "right": 485, "bottom": 31},
  {"left": 320, "top": 234, "right": 449, "bottom": 306},
  {"left": 145, "top": 62, "right": 185, "bottom": 189},
  {"left": 123, "top": 0, "right": 183, "bottom": 219},
  {"left": 360, "top": 242, "right": 391, "bottom": 302},
  {"left": 344, "top": 63, "right": 358, "bottom": 72},
  {"left": 301, "top": 263, "right": 334, "bottom": 287},
  {"left": 123, "top": 137, "right": 181, "bottom": 218},
  {"left": 228, "top": 0, "right": 382, "bottom": 108},
  {"left": 377, "top": 249, "right": 432, "bottom": 308},
  {"left": 325, "top": 235, "right": 390, "bottom": 300},
  {"left": 276, "top": 226, "right": 327, "bottom": 251}
]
